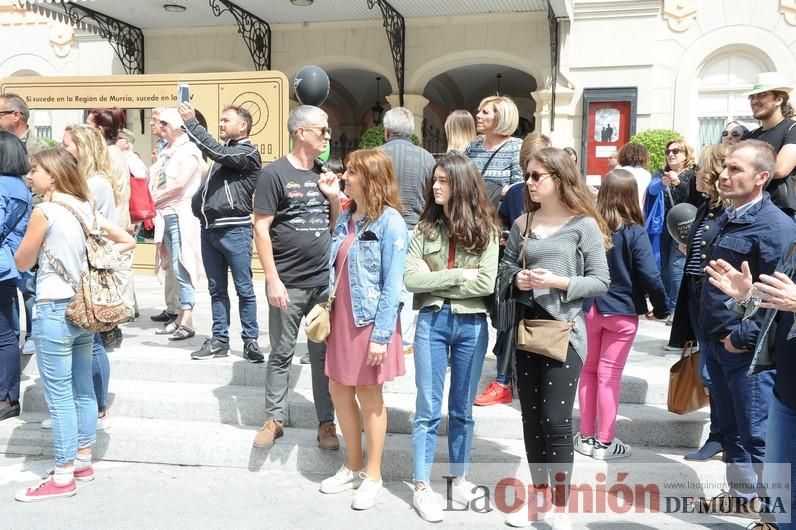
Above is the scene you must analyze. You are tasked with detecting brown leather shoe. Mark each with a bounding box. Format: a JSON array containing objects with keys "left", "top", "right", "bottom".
[
  {"left": 317, "top": 422, "right": 340, "bottom": 450},
  {"left": 253, "top": 419, "right": 283, "bottom": 448}
]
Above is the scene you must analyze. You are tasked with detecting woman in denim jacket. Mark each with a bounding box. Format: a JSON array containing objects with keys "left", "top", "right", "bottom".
[
  {"left": 404, "top": 152, "right": 500, "bottom": 522},
  {"left": 0, "top": 131, "right": 32, "bottom": 422},
  {"left": 320, "top": 149, "right": 408, "bottom": 511}
]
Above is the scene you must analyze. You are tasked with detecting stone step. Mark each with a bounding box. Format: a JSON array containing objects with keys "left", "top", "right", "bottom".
[
  {"left": 1, "top": 413, "right": 725, "bottom": 486},
  {"left": 20, "top": 379, "right": 709, "bottom": 448},
  {"left": 20, "top": 349, "right": 673, "bottom": 405}
]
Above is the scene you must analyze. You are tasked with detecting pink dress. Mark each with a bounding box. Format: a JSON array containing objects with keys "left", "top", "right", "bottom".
[{"left": 325, "top": 220, "right": 405, "bottom": 386}]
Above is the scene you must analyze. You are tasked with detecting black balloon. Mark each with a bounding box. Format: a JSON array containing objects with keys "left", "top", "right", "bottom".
[
  {"left": 294, "top": 65, "right": 330, "bottom": 106},
  {"left": 666, "top": 202, "right": 697, "bottom": 245}
]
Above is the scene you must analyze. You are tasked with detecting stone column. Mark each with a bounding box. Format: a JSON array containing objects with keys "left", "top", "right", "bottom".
[
  {"left": 386, "top": 93, "right": 429, "bottom": 141},
  {"left": 531, "top": 87, "right": 576, "bottom": 147}
]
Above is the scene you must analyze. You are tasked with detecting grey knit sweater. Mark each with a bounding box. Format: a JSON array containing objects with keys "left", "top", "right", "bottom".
[{"left": 499, "top": 214, "right": 610, "bottom": 361}]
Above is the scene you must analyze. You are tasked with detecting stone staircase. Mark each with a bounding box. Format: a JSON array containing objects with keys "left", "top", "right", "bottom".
[{"left": 2, "top": 276, "right": 716, "bottom": 481}]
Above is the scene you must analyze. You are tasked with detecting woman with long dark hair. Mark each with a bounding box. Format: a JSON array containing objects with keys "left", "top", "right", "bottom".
[
  {"left": 0, "top": 131, "right": 32, "bottom": 422},
  {"left": 404, "top": 152, "right": 500, "bottom": 522},
  {"left": 14, "top": 148, "right": 134, "bottom": 501},
  {"left": 500, "top": 147, "right": 611, "bottom": 528}
]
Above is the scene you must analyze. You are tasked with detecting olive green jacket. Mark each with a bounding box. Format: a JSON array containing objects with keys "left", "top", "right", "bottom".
[{"left": 404, "top": 224, "right": 499, "bottom": 313}]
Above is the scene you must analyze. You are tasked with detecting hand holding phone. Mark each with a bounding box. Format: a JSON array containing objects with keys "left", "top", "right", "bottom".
[{"left": 178, "top": 83, "right": 190, "bottom": 104}]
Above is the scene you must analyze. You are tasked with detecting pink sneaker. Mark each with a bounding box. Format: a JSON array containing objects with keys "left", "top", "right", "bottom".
[
  {"left": 46, "top": 466, "right": 94, "bottom": 482},
  {"left": 15, "top": 477, "right": 76, "bottom": 502}
]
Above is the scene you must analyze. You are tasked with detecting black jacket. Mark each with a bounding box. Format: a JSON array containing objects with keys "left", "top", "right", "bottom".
[{"left": 184, "top": 117, "right": 262, "bottom": 229}]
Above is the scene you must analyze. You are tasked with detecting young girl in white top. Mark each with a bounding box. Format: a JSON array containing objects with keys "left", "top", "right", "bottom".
[{"left": 14, "top": 148, "right": 134, "bottom": 502}]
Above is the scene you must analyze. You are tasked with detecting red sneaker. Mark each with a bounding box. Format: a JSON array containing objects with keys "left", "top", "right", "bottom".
[
  {"left": 474, "top": 381, "right": 512, "bottom": 406},
  {"left": 15, "top": 477, "right": 76, "bottom": 502}
]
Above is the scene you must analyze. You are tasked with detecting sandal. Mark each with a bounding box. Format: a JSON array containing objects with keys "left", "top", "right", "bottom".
[
  {"left": 168, "top": 325, "right": 195, "bottom": 341},
  {"left": 155, "top": 321, "right": 178, "bottom": 335}
]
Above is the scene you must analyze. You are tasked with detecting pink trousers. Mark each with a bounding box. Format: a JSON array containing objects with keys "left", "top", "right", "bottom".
[{"left": 578, "top": 306, "right": 639, "bottom": 444}]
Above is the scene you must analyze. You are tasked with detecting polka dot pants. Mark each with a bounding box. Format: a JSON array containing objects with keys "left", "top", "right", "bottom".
[{"left": 515, "top": 344, "right": 582, "bottom": 507}]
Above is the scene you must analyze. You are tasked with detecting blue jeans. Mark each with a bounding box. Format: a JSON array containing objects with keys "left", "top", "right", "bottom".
[
  {"left": 660, "top": 231, "right": 684, "bottom": 312},
  {"left": 765, "top": 395, "right": 796, "bottom": 529},
  {"left": 33, "top": 300, "right": 96, "bottom": 465},
  {"left": 91, "top": 333, "right": 109, "bottom": 412},
  {"left": 163, "top": 214, "right": 194, "bottom": 310},
  {"left": 412, "top": 305, "right": 489, "bottom": 481},
  {"left": 703, "top": 339, "right": 774, "bottom": 498},
  {"left": 201, "top": 225, "right": 259, "bottom": 343},
  {"left": 0, "top": 280, "right": 20, "bottom": 402}
]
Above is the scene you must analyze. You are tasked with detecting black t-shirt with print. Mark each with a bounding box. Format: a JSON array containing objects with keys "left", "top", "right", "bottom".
[
  {"left": 745, "top": 118, "right": 796, "bottom": 213},
  {"left": 253, "top": 156, "right": 331, "bottom": 288}
]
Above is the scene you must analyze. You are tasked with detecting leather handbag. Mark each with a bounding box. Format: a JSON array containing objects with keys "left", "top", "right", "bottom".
[
  {"left": 305, "top": 220, "right": 367, "bottom": 343},
  {"left": 514, "top": 212, "right": 574, "bottom": 362},
  {"left": 129, "top": 175, "right": 156, "bottom": 223},
  {"left": 667, "top": 342, "right": 709, "bottom": 415}
]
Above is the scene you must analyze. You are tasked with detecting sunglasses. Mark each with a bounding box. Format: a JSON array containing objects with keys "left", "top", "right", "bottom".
[
  {"left": 665, "top": 148, "right": 682, "bottom": 156},
  {"left": 304, "top": 126, "right": 332, "bottom": 136},
  {"left": 524, "top": 171, "right": 553, "bottom": 183},
  {"left": 721, "top": 130, "right": 743, "bottom": 138}
]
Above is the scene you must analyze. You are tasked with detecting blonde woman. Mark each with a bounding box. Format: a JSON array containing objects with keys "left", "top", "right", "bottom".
[
  {"left": 464, "top": 95, "right": 523, "bottom": 212},
  {"left": 60, "top": 124, "right": 119, "bottom": 430},
  {"left": 444, "top": 110, "right": 476, "bottom": 153},
  {"left": 668, "top": 144, "right": 729, "bottom": 462}
]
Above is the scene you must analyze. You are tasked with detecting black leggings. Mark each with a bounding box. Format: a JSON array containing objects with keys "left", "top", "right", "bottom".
[{"left": 515, "top": 344, "right": 583, "bottom": 507}]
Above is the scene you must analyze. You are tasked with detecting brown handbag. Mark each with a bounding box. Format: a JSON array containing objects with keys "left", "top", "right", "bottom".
[
  {"left": 667, "top": 342, "right": 709, "bottom": 415},
  {"left": 514, "top": 213, "right": 574, "bottom": 362}
]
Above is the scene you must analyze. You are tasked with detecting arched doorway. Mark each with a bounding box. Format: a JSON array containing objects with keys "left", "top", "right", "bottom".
[
  {"left": 422, "top": 64, "right": 537, "bottom": 155},
  {"left": 696, "top": 50, "right": 768, "bottom": 150},
  {"left": 321, "top": 68, "right": 392, "bottom": 161}
]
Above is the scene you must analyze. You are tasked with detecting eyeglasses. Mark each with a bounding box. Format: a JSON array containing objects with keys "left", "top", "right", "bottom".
[
  {"left": 524, "top": 171, "right": 553, "bottom": 183},
  {"left": 304, "top": 126, "right": 332, "bottom": 136},
  {"left": 0, "top": 110, "right": 16, "bottom": 117},
  {"left": 721, "top": 130, "right": 743, "bottom": 138},
  {"left": 665, "top": 148, "right": 682, "bottom": 156}
]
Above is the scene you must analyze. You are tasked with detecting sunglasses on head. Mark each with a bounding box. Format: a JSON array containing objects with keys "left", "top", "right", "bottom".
[
  {"left": 524, "top": 171, "right": 553, "bottom": 182},
  {"left": 665, "top": 148, "right": 681, "bottom": 156},
  {"left": 721, "top": 130, "right": 743, "bottom": 138}
]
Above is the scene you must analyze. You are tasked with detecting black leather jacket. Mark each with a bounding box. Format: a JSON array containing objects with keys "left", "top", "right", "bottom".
[{"left": 184, "top": 117, "right": 261, "bottom": 229}]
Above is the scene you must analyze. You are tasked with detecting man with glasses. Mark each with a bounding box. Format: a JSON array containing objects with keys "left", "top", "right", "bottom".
[
  {"left": 179, "top": 103, "right": 263, "bottom": 363},
  {"left": 743, "top": 72, "right": 796, "bottom": 219},
  {"left": 0, "top": 93, "right": 47, "bottom": 356},
  {"left": 251, "top": 105, "right": 341, "bottom": 451}
]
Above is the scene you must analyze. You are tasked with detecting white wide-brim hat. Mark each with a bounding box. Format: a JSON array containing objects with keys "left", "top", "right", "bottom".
[{"left": 747, "top": 72, "right": 794, "bottom": 96}]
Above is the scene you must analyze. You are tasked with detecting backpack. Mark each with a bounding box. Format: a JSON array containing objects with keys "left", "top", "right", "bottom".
[{"left": 42, "top": 201, "right": 128, "bottom": 332}]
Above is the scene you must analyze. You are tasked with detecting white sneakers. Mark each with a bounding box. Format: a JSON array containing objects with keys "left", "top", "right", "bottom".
[
  {"left": 41, "top": 415, "right": 109, "bottom": 431},
  {"left": 21, "top": 339, "right": 35, "bottom": 355},
  {"left": 412, "top": 486, "right": 444, "bottom": 522},
  {"left": 351, "top": 473, "right": 382, "bottom": 510},
  {"left": 320, "top": 466, "right": 381, "bottom": 510},
  {"left": 592, "top": 438, "right": 632, "bottom": 460},
  {"left": 450, "top": 478, "right": 479, "bottom": 507},
  {"left": 573, "top": 433, "right": 596, "bottom": 457},
  {"left": 505, "top": 502, "right": 572, "bottom": 529},
  {"left": 319, "top": 465, "right": 364, "bottom": 494}
]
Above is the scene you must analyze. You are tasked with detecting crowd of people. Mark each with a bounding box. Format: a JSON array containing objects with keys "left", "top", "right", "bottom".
[{"left": 0, "top": 70, "right": 795, "bottom": 530}]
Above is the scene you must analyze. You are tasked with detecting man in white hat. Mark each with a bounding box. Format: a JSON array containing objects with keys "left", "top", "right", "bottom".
[{"left": 744, "top": 71, "right": 796, "bottom": 218}]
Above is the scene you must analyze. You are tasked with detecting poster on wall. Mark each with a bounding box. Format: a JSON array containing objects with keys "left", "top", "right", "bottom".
[{"left": 580, "top": 87, "right": 638, "bottom": 187}]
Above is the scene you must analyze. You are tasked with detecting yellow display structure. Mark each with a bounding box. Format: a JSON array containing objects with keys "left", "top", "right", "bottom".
[{"left": 0, "top": 71, "right": 290, "bottom": 278}]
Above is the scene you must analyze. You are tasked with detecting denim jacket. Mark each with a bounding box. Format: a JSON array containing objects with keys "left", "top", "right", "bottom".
[
  {"left": 0, "top": 175, "right": 32, "bottom": 282},
  {"left": 328, "top": 206, "right": 408, "bottom": 344}
]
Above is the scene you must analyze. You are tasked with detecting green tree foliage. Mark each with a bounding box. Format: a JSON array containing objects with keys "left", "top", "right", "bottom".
[
  {"left": 628, "top": 129, "right": 683, "bottom": 172},
  {"left": 358, "top": 125, "right": 420, "bottom": 149}
]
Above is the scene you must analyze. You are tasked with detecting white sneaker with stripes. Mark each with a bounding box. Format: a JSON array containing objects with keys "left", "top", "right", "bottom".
[{"left": 592, "top": 438, "right": 631, "bottom": 460}]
